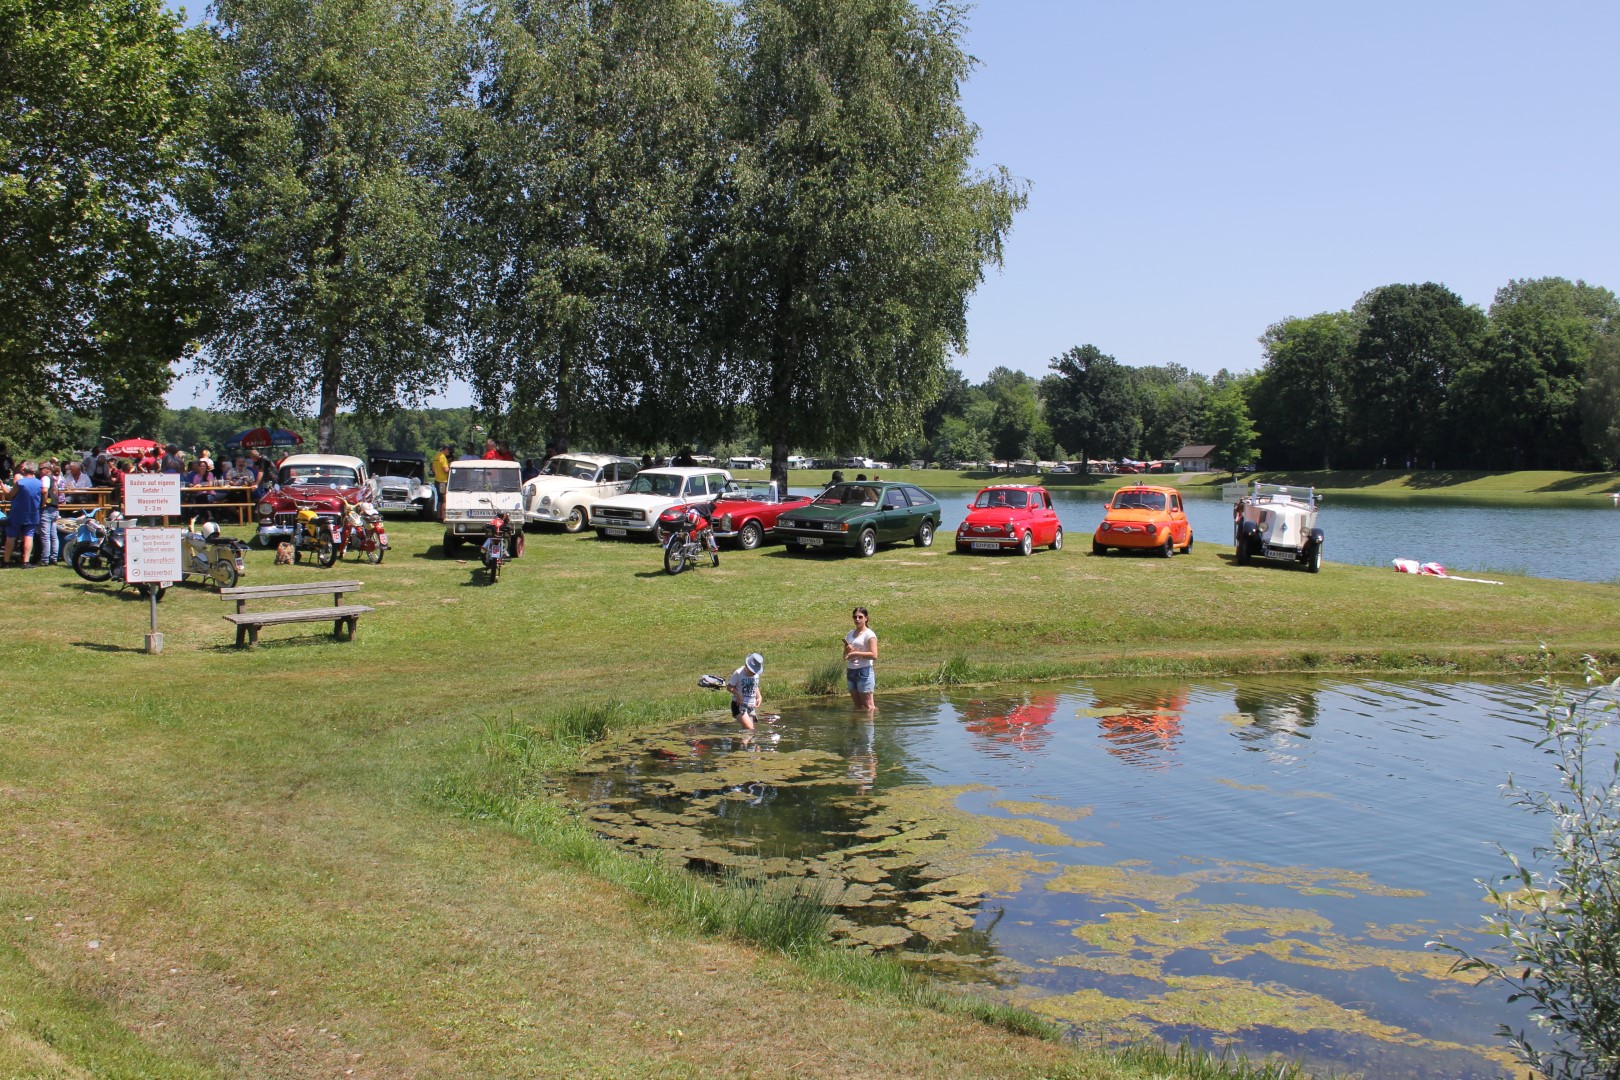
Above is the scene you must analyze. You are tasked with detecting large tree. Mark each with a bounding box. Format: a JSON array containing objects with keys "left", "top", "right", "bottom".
[
  {"left": 1346, "top": 283, "right": 1484, "bottom": 469},
  {"left": 1580, "top": 333, "right": 1620, "bottom": 470},
  {"left": 1200, "top": 377, "right": 1259, "bottom": 472},
  {"left": 1042, "top": 344, "right": 1139, "bottom": 465},
  {"left": 1451, "top": 278, "right": 1619, "bottom": 469},
  {"left": 711, "top": 0, "right": 1025, "bottom": 488},
  {"left": 455, "top": 0, "right": 726, "bottom": 453},
  {"left": 1132, "top": 363, "right": 1209, "bottom": 460},
  {"left": 1, "top": 0, "right": 205, "bottom": 446},
  {"left": 1253, "top": 311, "right": 1356, "bottom": 470},
  {"left": 190, "top": 0, "right": 464, "bottom": 451}
]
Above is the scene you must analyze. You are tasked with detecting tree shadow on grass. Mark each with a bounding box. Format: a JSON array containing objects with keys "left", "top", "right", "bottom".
[{"left": 1532, "top": 472, "right": 1620, "bottom": 493}]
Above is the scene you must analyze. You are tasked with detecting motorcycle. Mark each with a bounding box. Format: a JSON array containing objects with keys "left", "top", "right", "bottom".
[
  {"left": 478, "top": 498, "right": 524, "bottom": 583},
  {"left": 70, "top": 513, "right": 166, "bottom": 600},
  {"left": 291, "top": 507, "right": 340, "bottom": 567},
  {"left": 181, "top": 519, "right": 249, "bottom": 589},
  {"left": 662, "top": 512, "right": 720, "bottom": 575},
  {"left": 56, "top": 508, "right": 104, "bottom": 566},
  {"left": 336, "top": 500, "right": 388, "bottom": 564}
]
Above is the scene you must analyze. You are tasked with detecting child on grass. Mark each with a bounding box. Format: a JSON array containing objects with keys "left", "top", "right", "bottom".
[{"left": 727, "top": 652, "right": 765, "bottom": 730}]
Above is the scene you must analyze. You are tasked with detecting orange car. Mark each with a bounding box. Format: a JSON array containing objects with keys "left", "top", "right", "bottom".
[{"left": 1091, "top": 483, "right": 1193, "bottom": 557}]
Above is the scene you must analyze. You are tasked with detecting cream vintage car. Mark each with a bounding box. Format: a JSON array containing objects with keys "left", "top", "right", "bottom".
[
  {"left": 588, "top": 466, "right": 731, "bottom": 538},
  {"left": 522, "top": 454, "right": 641, "bottom": 532}
]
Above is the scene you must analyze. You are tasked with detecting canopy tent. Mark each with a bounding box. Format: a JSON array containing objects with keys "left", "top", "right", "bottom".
[{"left": 225, "top": 427, "right": 305, "bottom": 449}]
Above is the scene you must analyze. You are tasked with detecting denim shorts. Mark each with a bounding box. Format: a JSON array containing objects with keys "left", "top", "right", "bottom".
[{"left": 846, "top": 666, "right": 876, "bottom": 694}]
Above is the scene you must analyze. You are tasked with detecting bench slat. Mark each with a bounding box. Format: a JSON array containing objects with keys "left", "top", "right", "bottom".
[
  {"left": 223, "top": 605, "right": 374, "bottom": 627},
  {"left": 220, "top": 581, "right": 363, "bottom": 601}
]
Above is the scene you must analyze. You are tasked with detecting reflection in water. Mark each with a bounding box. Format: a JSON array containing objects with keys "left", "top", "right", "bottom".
[
  {"left": 562, "top": 678, "right": 1562, "bottom": 1080},
  {"left": 1089, "top": 687, "right": 1187, "bottom": 768},
  {"left": 960, "top": 693, "right": 1059, "bottom": 755}
]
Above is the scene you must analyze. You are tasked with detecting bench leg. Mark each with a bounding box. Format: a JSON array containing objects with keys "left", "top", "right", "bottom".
[
  {"left": 247, "top": 626, "right": 260, "bottom": 650},
  {"left": 333, "top": 617, "right": 345, "bottom": 639},
  {"left": 236, "top": 625, "right": 247, "bottom": 648},
  {"left": 348, "top": 615, "right": 359, "bottom": 641}
]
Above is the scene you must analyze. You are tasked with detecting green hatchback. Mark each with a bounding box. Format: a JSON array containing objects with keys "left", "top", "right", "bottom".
[{"left": 775, "top": 481, "right": 941, "bottom": 557}]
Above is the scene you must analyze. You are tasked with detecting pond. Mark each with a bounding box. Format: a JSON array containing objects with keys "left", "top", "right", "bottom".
[
  {"left": 786, "top": 486, "right": 1620, "bottom": 583},
  {"left": 562, "top": 677, "right": 1609, "bottom": 1079}
]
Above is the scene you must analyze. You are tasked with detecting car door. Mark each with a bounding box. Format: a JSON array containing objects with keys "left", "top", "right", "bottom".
[
  {"left": 873, "top": 487, "right": 907, "bottom": 541},
  {"left": 1169, "top": 492, "right": 1189, "bottom": 545},
  {"left": 1038, "top": 490, "right": 1058, "bottom": 544},
  {"left": 903, "top": 486, "right": 937, "bottom": 535}
]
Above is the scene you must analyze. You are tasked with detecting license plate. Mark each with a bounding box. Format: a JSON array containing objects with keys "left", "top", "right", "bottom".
[
  {"left": 603, "top": 528, "right": 626, "bottom": 537},
  {"left": 1267, "top": 548, "right": 1297, "bottom": 561},
  {"left": 798, "top": 537, "right": 823, "bottom": 547},
  {"left": 971, "top": 542, "right": 1000, "bottom": 551},
  {"left": 381, "top": 500, "right": 410, "bottom": 510}
]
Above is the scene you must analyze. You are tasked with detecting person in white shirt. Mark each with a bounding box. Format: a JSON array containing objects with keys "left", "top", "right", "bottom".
[{"left": 843, "top": 607, "right": 878, "bottom": 713}]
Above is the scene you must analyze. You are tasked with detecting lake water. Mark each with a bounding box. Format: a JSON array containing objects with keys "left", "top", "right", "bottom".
[
  {"left": 564, "top": 676, "right": 1616, "bottom": 1078},
  {"left": 788, "top": 486, "right": 1620, "bottom": 584}
]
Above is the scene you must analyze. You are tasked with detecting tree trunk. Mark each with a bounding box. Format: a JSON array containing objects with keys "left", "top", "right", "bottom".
[{"left": 317, "top": 360, "right": 340, "bottom": 453}]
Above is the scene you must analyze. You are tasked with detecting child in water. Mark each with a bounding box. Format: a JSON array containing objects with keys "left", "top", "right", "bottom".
[{"left": 727, "top": 652, "right": 765, "bottom": 730}]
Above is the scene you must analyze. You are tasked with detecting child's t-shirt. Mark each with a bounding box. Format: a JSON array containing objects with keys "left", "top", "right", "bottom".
[{"left": 727, "top": 666, "right": 760, "bottom": 708}]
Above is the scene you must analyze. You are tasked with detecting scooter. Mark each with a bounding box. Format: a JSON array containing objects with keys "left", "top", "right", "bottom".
[
  {"left": 70, "top": 513, "right": 166, "bottom": 600},
  {"left": 478, "top": 499, "right": 523, "bottom": 583},
  {"left": 337, "top": 500, "right": 388, "bottom": 564},
  {"left": 181, "top": 519, "right": 249, "bottom": 589}
]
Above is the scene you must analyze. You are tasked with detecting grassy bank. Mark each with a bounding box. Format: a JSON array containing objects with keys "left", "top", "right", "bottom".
[
  {"left": 746, "top": 466, "right": 1620, "bottom": 504},
  {"left": 2, "top": 518, "right": 1616, "bottom": 1076}
]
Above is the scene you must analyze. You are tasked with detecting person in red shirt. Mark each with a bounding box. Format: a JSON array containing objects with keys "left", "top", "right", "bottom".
[{"left": 481, "top": 438, "right": 501, "bottom": 460}]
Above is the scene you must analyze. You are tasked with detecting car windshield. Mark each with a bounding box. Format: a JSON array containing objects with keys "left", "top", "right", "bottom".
[
  {"left": 1111, "top": 489, "right": 1166, "bottom": 511},
  {"left": 974, "top": 490, "right": 1028, "bottom": 509},
  {"left": 544, "top": 457, "right": 602, "bottom": 482},
  {"left": 814, "top": 484, "right": 878, "bottom": 507},
  {"left": 370, "top": 458, "right": 422, "bottom": 479},
  {"left": 627, "top": 473, "right": 684, "bottom": 497},
  {"left": 720, "top": 481, "right": 775, "bottom": 502},
  {"left": 450, "top": 465, "right": 521, "bottom": 493},
  {"left": 280, "top": 465, "right": 359, "bottom": 486}
]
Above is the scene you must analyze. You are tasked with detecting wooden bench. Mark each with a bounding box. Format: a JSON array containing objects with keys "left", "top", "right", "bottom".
[{"left": 220, "top": 580, "right": 373, "bottom": 649}]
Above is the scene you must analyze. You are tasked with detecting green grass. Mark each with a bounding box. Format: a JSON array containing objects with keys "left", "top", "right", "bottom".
[
  {"left": 741, "top": 465, "right": 1620, "bottom": 504},
  {"left": 1, "top": 514, "right": 1617, "bottom": 1076}
]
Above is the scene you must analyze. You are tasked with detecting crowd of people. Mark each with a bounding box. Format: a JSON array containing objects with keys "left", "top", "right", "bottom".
[{"left": 0, "top": 441, "right": 291, "bottom": 568}]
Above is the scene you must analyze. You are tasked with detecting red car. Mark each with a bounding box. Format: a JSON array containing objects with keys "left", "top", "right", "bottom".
[
  {"left": 954, "top": 485, "right": 1063, "bottom": 556},
  {"left": 654, "top": 480, "right": 812, "bottom": 549}
]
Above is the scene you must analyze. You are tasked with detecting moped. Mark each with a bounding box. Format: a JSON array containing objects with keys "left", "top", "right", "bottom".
[
  {"left": 337, "top": 500, "right": 388, "bottom": 564},
  {"left": 479, "top": 499, "right": 523, "bottom": 583}
]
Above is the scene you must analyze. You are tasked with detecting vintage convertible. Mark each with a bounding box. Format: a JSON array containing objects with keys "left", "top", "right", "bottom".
[
  {"left": 774, "top": 481, "right": 941, "bottom": 557},
  {"left": 653, "top": 480, "right": 813, "bottom": 549},
  {"left": 1231, "top": 482, "right": 1324, "bottom": 572},
  {"left": 369, "top": 450, "right": 438, "bottom": 520},
  {"left": 254, "top": 454, "right": 378, "bottom": 548}
]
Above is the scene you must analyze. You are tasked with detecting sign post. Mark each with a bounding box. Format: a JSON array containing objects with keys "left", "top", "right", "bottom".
[{"left": 123, "top": 477, "right": 184, "bottom": 654}]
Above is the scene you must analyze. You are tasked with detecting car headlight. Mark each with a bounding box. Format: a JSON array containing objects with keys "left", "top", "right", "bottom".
[
  {"left": 1005, "top": 523, "right": 1016, "bottom": 536},
  {"left": 256, "top": 501, "right": 273, "bottom": 516},
  {"left": 540, "top": 495, "right": 551, "bottom": 507},
  {"left": 720, "top": 513, "right": 732, "bottom": 531}
]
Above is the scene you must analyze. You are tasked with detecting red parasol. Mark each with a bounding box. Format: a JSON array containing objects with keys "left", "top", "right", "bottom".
[
  {"left": 104, "top": 438, "right": 160, "bottom": 456},
  {"left": 226, "top": 427, "right": 305, "bottom": 449}
]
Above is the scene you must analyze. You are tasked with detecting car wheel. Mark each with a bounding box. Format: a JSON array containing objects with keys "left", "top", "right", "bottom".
[
  {"left": 1183, "top": 531, "right": 1194, "bottom": 554},
  {"left": 1236, "top": 534, "right": 1251, "bottom": 565},
  {"left": 738, "top": 521, "right": 764, "bottom": 550},
  {"left": 956, "top": 542, "right": 970, "bottom": 555},
  {"left": 857, "top": 528, "right": 877, "bottom": 558},
  {"left": 563, "top": 506, "right": 587, "bottom": 533},
  {"left": 1051, "top": 526, "right": 1063, "bottom": 551},
  {"left": 1305, "top": 542, "right": 1322, "bottom": 573},
  {"left": 509, "top": 532, "right": 525, "bottom": 559},
  {"left": 1160, "top": 536, "right": 1174, "bottom": 558},
  {"left": 418, "top": 501, "right": 435, "bottom": 522},
  {"left": 1091, "top": 539, "right": 1106, "bottom": 556},
  {"left": 915, "top": 520, "right": 934, "bottom": 548},
  {"left": 443, "top": 531, "right": 462, "bottom": 554},
  {"left": 1018, "top": 530, "right": 1033, "bottom": 556}
]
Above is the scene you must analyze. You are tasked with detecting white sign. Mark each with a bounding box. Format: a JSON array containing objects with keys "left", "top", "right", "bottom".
[
  {"left": 124, "top": 527, "right": 184, "bottom": 584},
  {"left": 124, "top": 473, "right": 182, "bottom": 517}
]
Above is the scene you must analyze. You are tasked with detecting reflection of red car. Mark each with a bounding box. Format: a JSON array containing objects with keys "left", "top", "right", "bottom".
[
  {"left": 955, "top": 485, "right": 1063, "bottom": 556},
  {"left": 655, "top": 480, "right": 812, "bottom": 549}
]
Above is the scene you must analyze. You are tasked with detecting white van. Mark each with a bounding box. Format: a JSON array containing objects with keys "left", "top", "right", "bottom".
[
  {"left": 442, "top": 458, "right": 525, "bottom": 552},
  {"left": 727, "top": 456, "right": 767, "bottom": 471}
]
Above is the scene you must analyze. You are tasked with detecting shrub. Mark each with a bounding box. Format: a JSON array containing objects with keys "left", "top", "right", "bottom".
[{"left": 1440, "top": 652, "right": 1620, "bottom": 1079}]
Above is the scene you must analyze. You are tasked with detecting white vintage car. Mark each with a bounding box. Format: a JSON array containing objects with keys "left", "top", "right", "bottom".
[
  {"left": 1230, "top": 482, "right": 1324, "bottom": 572},
  {"left": 589, "top": 467, "right": 731, "bottom": 538},
  {"left": 523, "top": 454, "right": 640, "bottom": 532}
]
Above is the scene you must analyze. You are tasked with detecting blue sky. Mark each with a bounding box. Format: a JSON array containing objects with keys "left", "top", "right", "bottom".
[{"left": 169, "top": 0, "right": 1620, "bottom": 407}]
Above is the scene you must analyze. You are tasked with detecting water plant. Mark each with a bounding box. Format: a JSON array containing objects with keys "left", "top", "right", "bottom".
[
  {"left": 932, "top": 652, "right": 973, "bottom": 685},
  {"left": 1439, "top": 651, "right": 1620, "bottom": 1079},
  {"left": 801, "top": 657, "right": 846, "bottom": 696}
]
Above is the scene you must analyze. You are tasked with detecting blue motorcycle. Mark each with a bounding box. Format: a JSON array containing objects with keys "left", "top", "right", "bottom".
[{"left": 70, "top": 512, "right": 165, "bottom": 600}]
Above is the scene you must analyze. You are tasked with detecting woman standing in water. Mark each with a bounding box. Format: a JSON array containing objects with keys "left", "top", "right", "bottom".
[{"left": 844, "top": 606, "right": 878, "bottom": 713}]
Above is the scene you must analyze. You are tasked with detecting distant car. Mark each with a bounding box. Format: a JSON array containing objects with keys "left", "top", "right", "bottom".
[
  {"left": 775, "top": 481, "right": 941, "bottom": 557},
  {"left": 1092, "top": 483, "right": 1193, "bottom": 558},
  {"left": 955, "top": 485, "right": 1063, "bottom": 556},
  {"left": 522, "top": 454, "right": 639, "bottom": 532},
  {"left": 726, "top": 456, "right": 768, "bottom": 471},
  {"left": 655, "top": 479, "right": 812, "bottom": 549},
  {"left": 369, "top": 450, "right": 437, "bottom": 520},
  {"left": 589, "top": 467, "right": 731, "bottom": 538}
]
